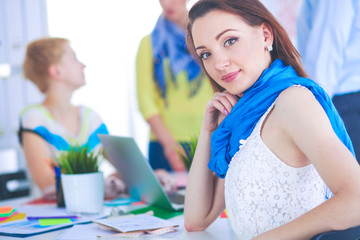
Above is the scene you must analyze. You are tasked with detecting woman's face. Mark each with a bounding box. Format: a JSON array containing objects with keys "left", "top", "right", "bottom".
[
  {"left": 192, "top": 10, "right": 273, "bottom": 95},
  {"left": 159, "top": 0, "right": 187, "bottom": 23},
  {"left": 57, "top": 44, "right": 86, "bottom": 89}
]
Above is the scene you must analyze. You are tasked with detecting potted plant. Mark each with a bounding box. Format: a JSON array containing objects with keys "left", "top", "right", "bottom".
[
  {"left": 177, "top": 135, "right": 198, "bottom": 172},
  {"left": 57, "top": 145, "right": 104, "bottom": 215}
]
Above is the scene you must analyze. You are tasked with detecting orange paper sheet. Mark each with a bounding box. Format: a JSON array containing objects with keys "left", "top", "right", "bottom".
[{"left": 0, "top": 206, "right": 13, "bottom": 214}]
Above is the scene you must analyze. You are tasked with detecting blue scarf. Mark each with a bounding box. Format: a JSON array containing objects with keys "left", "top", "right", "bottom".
[
  {"left": 209, "top": 59, "right": 355, "bottom": 178},
  {"left": 151, "top": 15, "right": 202, "bottom": 99}
]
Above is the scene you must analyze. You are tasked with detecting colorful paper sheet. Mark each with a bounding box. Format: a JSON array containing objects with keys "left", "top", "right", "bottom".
[
  {"left": 0, "top": 209, "right": 16, "bottom": 218},
  {"left": 0, "top": 213, "right": 26, "bottom": 223},
  {"left": 39, "top": 218, "right": 72, "bottom": 226},
  {"left": 0, "top": 206, "right": 13, "bottom": 214}
]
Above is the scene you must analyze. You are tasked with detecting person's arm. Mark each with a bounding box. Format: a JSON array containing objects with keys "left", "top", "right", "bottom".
[
  {"left": 21, "top": 132, "right": 55, "bottom": 192},
  {"left": 255, "top": 87, "right": 360, "bottom": 239},
  {"left": 185, "top": 91, "right": 238, "bottom": 231},
  {"left": 136, "top": 35, "right": 161, "bottom": 124},
  {"left": 87, "top": 109, "right": 128, "bottom": 199},
  {"left": 147, "top": 114, "right": 185, "bottom": 171},
  {"left": 297, "top": 0, "right": 354, "bottom": 97}
]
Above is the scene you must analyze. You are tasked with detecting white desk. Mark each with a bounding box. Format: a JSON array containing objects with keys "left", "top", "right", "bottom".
[{"left": 0, "top": 197, "right": 240, "bottom": 240}]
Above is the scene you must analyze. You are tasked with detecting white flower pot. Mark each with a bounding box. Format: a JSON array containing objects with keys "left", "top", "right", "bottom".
[{"left": 61, "top": 172, "right": 104, "bottom": 215}]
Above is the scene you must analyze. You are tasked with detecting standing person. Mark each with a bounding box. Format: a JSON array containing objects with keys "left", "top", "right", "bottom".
[
  {"left": 136, "top": 0, "right": 213, "bottom": 172},
  {"left": 297, "top": 0, "right": 360, "bottom": 161},
  {"left": 20, "top": 37, "right": 125, "bottom": 200},
  {"left": 184, "top": 0, "right": 360, "bottom": 239}
]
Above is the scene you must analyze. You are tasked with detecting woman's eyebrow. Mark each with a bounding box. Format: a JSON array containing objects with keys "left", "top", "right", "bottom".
[
  {"left": 216, "top": 29, "right": 237, "bottom": 40},
  {"left": 195, "top": 46, "right": 205, "bottom": 51},
  {"left": 195, "top": 29, "right": 238, "bottom": 51}
]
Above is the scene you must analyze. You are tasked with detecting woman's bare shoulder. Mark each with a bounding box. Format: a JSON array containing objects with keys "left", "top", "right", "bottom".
[{"left": 271, "top": 85, "right": 327, "bottom": 128}]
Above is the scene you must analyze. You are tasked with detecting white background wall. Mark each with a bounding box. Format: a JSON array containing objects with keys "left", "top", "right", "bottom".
[{"left": 46, "top": 0, "right": 164, "bottom": 157}]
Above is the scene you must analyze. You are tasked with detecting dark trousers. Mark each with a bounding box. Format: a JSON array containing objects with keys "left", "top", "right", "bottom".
[
  {"left": 148, "top": 141, "right": 172, "bottom": 172},
  {"left": 148, "top": 141, "right": 191, "bottom": 171},
  {"left": 332, "top": 91, "right": 360, "bottom": 163}
]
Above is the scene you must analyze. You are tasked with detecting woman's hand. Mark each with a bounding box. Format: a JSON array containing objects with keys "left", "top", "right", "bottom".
[
  {"left": 164, "top": 143, "right": 186, "bottom": 172},
  {"left": 203, "top": 91, "right": 239, "bottom": 132},
  {"left": 146, "top": 114, "right": 186, "bottom": 172},
  {"left": 42, "top": 184, "right": 56, "bottom": 201},
  {"left": 154, "top": 169, "right": 177, "bottom": 193},
  {"left": 104, "top": 175, "right": 127, "bottom": 199}
]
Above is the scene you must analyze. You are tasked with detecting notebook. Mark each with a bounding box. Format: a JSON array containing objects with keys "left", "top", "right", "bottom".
[{"left": 98, "top": 134, "right": 184, "bottom": 211}]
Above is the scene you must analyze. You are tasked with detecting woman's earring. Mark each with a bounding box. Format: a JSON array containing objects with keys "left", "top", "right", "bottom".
[{"left": 267, "top": 44, "right": 273, "bottom": 52}]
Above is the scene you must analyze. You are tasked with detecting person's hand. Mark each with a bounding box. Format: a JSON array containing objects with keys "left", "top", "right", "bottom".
[
  {"left": 203, "top": 91, "right": 239, "bottom": 132},
  {"left": 104, "top": 175, "right": 127, "bottom": 199},
  {"left": 154, "top": 169, "right": 176, "bottom": 193},
  {"left": 164, "top": 143, "right": 186, "bottom": 172},
  {"left": 42, "top": 184, "right": 56, "bottom": 201}
]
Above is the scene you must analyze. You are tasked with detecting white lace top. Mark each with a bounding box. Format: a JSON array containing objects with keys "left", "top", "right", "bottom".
[{"left": 224, "top": 99, "right": 327, "bottom": 240}]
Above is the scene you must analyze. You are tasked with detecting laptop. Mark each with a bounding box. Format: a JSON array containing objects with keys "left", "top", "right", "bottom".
[{"left": 98, "top": 134, "right": 184, "bottom": 211}]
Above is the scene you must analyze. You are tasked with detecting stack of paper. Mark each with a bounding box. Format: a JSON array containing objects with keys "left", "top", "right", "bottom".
[
  {"left": 58, "top": 214, "right": 184, "bottom": 239},
  {"left": 0, "top": 205, "right": 106, "bottom": 237},
  {"left": 93, "top": 214, "right": 180, "bottom": 238},
  {"left": 0, "top": 206, "right": 25, "bottom": 223}
]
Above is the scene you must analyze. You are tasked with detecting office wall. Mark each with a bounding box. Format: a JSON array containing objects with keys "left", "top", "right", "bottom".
[
  {"left": 0, "top": 0, "right": 48, "bottom": 173},
  {"left": 46, "top": 1, "right": 163, "bottom": 157},
  {"left": 261, "top": 0, "right": 303, "bottom": 47}
]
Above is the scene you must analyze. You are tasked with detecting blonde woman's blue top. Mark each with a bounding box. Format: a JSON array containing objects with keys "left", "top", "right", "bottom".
[{"left": 19, "top": 105, "right": 109, "bottom": 159}]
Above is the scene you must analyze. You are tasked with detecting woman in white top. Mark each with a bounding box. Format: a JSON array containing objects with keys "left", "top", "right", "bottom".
[{"left": 184, "top": 0, "right": 360, "bottom": 239}]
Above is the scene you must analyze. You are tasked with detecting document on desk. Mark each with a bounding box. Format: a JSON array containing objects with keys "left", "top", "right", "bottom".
[
  {"left": 93, "top": 214, "right": 178, "bottom": 233},
  {"left": 0, "top": 205, "right": 106, "bottom": 237}
]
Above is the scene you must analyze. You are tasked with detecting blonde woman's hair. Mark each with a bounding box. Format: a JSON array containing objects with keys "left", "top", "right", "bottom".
[{"left": 23, "top": 37, "right": 69, "bottom": 93}]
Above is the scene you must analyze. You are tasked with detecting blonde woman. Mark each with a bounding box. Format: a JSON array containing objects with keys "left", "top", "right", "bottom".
[{"left": 20, "top": 38, "right": 122, "bottom": 199}]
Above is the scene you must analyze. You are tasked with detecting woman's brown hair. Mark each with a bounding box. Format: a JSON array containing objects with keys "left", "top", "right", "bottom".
[{"left": 186, "top": 0, "right": 307, "bottom": 92}]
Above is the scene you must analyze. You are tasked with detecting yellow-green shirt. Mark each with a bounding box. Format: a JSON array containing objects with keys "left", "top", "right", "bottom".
[{"left": 136, "top": 35, "right": 213, "bottom": 141}]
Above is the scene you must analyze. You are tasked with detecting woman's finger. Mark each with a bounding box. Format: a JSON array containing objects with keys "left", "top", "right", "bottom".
[
  {"left": 211, "top": 98, "right": 230, "bottom": 116},
  {"left": 212, "top": 92, "right": 238, "bottom": 115}
]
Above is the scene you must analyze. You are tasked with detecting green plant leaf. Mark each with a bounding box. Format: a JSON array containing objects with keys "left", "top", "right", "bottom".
[
  {"left": 176, "top": 135, "right": 198, "bottom": 171},
  {"left": 57, "top": 145, "right": 102, "bottom": 174}
]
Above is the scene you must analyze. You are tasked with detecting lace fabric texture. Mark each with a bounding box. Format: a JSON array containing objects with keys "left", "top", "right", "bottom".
[{"left": 224, "top": 100, "right": 327, "bottom": 239}]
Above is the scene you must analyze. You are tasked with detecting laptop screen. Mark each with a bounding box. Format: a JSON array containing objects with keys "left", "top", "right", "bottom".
[{"left": 98, "top": 134, "right": 183, "bottom": 211}]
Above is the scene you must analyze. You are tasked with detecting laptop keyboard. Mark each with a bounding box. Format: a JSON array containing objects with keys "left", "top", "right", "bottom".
[{"left": 167, "top": 192, "right": 185, "bottom": 205}]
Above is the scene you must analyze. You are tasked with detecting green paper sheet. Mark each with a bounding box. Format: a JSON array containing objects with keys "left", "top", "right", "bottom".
[
  {"left": 39, "top": 218, "right": 72, "bottom": 226},
  {"left": 0, "top": 209, "right": 16, "bottom": 217},
  {"left": 130, "top": 205, "right": 183, "bottom": 219}
]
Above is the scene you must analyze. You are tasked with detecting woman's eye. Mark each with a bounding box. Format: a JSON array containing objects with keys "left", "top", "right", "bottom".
[
  {"left": 224, "top": 38, "right": 237, "bottom": 47},
  {"left": 200, "top": 52, "right": 211, "bottom": 60}
]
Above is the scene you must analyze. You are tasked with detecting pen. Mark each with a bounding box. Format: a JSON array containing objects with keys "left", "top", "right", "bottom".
[
  {"left": 27, "top": 215, "right": 79, "bottom": 220},
  {"left": 49, "top": 157, "right": 58, "bottom": 167}
]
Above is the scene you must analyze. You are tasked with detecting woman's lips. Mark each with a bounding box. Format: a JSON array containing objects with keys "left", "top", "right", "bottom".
[{"left": 222, "top": 71, "right": 240, "bottom": 82}]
